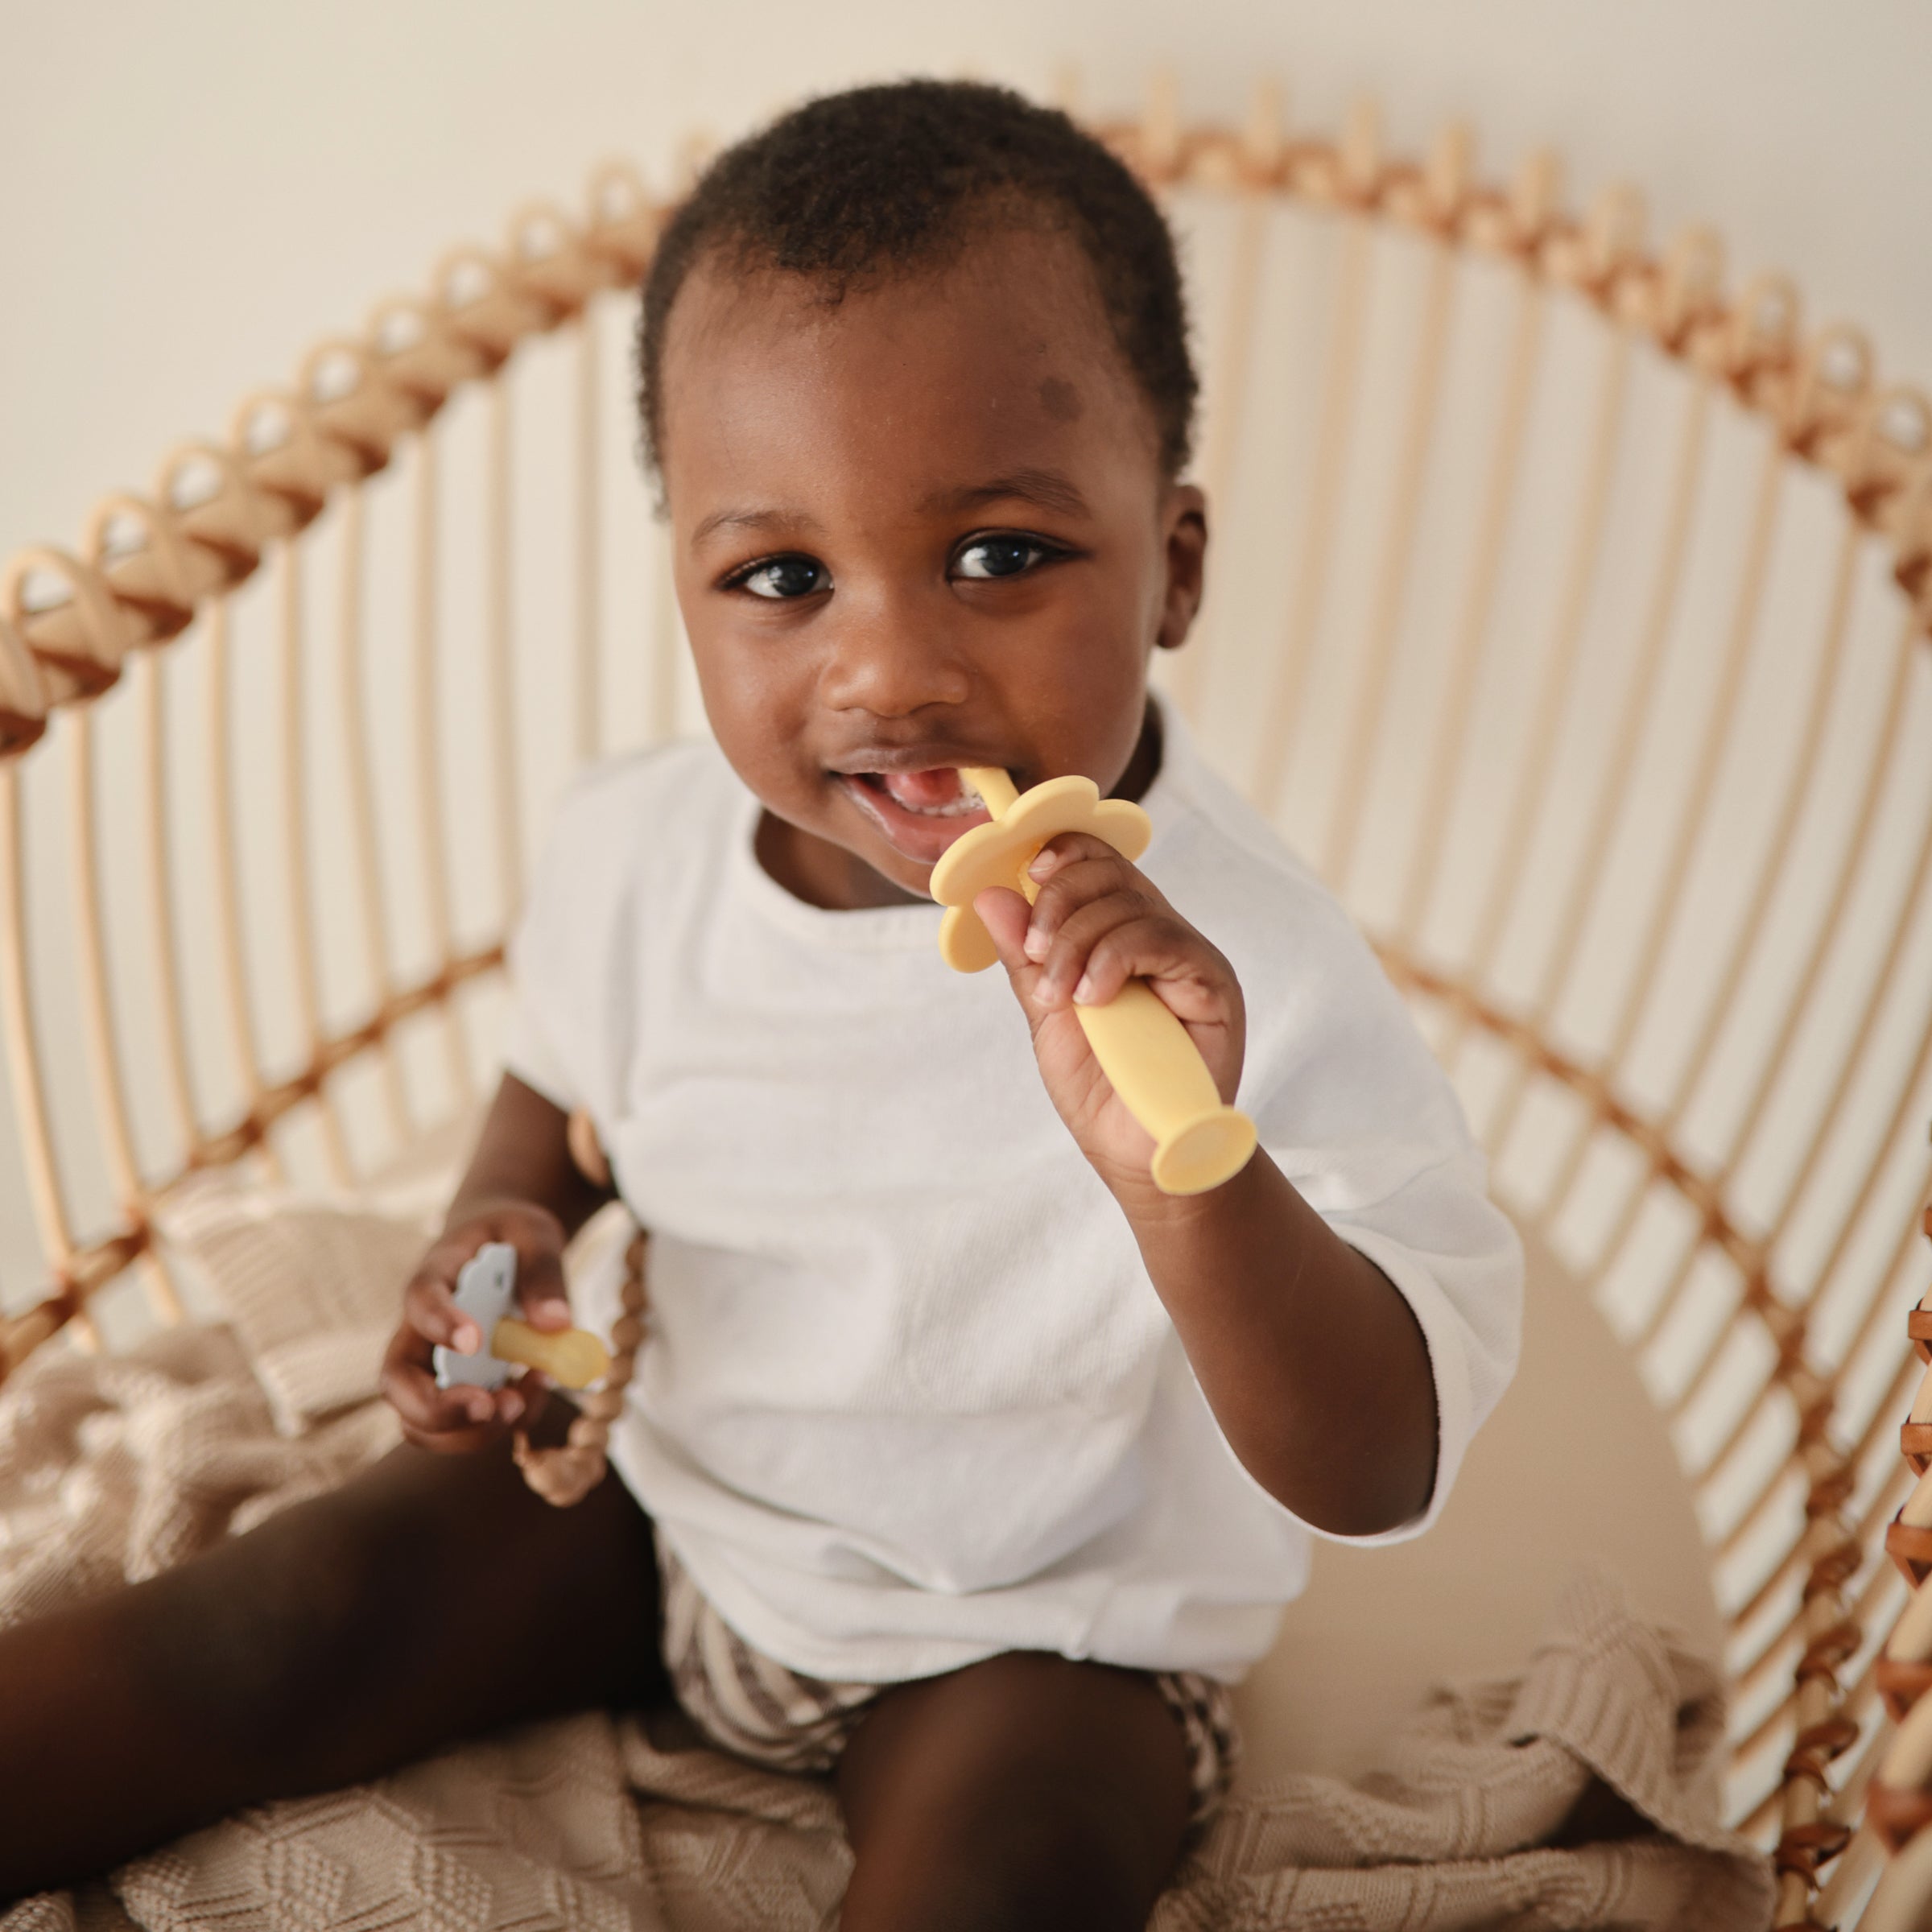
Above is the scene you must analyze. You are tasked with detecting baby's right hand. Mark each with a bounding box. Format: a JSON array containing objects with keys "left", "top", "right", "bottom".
[{"left": 380, "top": 1201, "right": 573, "bottom": 1453}]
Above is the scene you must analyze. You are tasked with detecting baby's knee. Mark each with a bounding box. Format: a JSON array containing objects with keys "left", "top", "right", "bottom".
[
  {"left": 845, "top": 1771, "right": 1164, "bottom": 1932},
  {"left": 969, "top": 1780, "right": 1162, "bottom": 1930}
]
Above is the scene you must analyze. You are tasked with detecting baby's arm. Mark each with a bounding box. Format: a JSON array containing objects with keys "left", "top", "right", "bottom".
[
  {"left": 380, "top": 1074, "right": 616, "bottom": 1453},
  {"left": 975, "top": 839, "right": 1438, "bottom": 1538}
]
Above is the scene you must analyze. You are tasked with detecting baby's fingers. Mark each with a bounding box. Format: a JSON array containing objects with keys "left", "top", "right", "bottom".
[
  {"left": 1070, "top": 910, "right": 1236, "bottom": 1020},
  {"left": 973, "top": 884, "right": 1032, "bottom": 964},
  {"left": 1033, "top": 896, "right": 1151, "bottom": 1009},
  {"left": 403, "top": 1259, "right": 482, "bottom": 1355},
  {"left": 381, "top": 1325, "right": 498, "bottom": 1448},
  {"left": 514, "top": 1245, "right": 572, "bottom": 1333},
  {"left": 1023, "top": 846, "right": 1156, "bottom": 956}
]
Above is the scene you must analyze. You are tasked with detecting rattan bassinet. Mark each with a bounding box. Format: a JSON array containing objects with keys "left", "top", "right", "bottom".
[{"left": 1, "top": 81, "right": 1930, "bottom": 1931}]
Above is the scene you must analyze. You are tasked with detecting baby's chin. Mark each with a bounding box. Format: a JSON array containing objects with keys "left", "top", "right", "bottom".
[
  {"left": 751, "top": 789, "right": 945, "bottom": 912},
  {"left": 867, "top": 851, "right": 941, "bottom": 902}
]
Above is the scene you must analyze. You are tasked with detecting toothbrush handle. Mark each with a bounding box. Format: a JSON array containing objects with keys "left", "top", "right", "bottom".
[
  {"left": 491, "top": 1317, "right": 611, "bottom": 1389},
  {"left": 1073, "top": 980, "right": 1257, "bottom": 1195},
  {"left": 947, "top": 766, "right": 1254, "bottom": 1193}
]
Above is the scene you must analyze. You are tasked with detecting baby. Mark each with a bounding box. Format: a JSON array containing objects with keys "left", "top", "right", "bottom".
[{"left": 0, "top": 80, "right": 1521, "bottom": 1931}]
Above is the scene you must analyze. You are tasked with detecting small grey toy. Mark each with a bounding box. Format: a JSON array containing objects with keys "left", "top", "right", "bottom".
[{"left": 434, "top": 1241, "right": 521, "bottom": 1391}]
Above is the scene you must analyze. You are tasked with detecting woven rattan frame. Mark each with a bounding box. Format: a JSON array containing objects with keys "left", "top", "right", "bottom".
[{"left": 1, "top": 84, "right": 1929, "bottom": 1929}]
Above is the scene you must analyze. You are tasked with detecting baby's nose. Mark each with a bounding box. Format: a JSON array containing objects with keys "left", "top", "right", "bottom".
[{"left": 819, "top": 597, "right": 972, "bottom": 716}]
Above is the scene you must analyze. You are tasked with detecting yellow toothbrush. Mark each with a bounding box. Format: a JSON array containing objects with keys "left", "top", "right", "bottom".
[{"left": 929, "top": 769, "right": 1257, "bottom": 1195}]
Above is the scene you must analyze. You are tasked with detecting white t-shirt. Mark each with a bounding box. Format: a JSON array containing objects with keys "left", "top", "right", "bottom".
[{"left": 503, "top": 705, "right": 1521, "bottom": 1684}]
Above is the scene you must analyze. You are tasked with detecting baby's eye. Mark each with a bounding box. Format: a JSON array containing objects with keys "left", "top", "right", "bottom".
[
  {"left": 737, "top": 556, "right": 829, "bottom": 600},
  {"left": 954, "top": 536, "right": 1052, "bottom": 580}
]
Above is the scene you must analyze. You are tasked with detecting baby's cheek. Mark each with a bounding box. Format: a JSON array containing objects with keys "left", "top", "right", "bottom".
[{"left": 708, "top": 715, "right": 804, "bottom": 814}]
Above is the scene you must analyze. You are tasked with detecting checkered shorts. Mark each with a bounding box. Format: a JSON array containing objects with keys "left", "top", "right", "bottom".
[{"left": 656, "top": 1539, "right": 1241, "bottom": 1831}]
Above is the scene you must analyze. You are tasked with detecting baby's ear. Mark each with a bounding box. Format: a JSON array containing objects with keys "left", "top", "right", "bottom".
[{"left": 1156, "top": 484, "right": 1208, "bottom": 652}]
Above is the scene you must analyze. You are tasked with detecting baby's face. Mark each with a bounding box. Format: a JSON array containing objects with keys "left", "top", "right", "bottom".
[{"left": 656, "top": 222, "right": 1206, "bottom": 910}]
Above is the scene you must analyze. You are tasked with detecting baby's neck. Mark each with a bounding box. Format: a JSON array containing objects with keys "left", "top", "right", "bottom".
[{"left": 753, "top": 705, "right": 1164, "bottom": 914}]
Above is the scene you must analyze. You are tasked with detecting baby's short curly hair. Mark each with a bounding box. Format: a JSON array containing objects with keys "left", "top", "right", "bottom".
[{"left": 636, "top": 79, "right": 1198, "bottom": 484}]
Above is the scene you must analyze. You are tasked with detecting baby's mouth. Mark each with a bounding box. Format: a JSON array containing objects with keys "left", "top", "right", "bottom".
[
  {"left": 853, "top": 769, "right": 985, "bottom": 817},
  {"left": 837, "top": 766, "right": 994, "bottom": 864}
]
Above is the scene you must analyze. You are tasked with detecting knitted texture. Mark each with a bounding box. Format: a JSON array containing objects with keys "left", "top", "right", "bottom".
[{"left": 1, "top": 1179, "right": 1774, "bottom": 1930}]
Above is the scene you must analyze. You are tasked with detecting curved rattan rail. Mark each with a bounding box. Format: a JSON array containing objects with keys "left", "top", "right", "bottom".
[{"left": 1, "top": 83, "right": 1928, "bottom": 1929}]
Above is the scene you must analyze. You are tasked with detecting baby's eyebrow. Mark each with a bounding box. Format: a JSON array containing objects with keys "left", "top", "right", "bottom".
[
  {"left": 691, "top": 506, "right": 824, "bottom": 547},
  {"left": 923, "top": 470, "right": 1092, "bottom": 520}
]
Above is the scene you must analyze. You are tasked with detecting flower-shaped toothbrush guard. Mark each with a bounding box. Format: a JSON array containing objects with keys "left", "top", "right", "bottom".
[{"left": 930, "top": 768, "right": 1257, "bottom": 1195}]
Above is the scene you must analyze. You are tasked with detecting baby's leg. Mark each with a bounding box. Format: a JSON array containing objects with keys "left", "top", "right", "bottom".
[
  {"left": 0, "top": 1410, "right": 663, "bottom": 1901},
  {"left": 834, "top": 1652, "right": 1193, "bottom": 1932}
]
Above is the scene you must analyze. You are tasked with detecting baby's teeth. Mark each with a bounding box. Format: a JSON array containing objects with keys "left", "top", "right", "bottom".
[
  {"left": 878, "top": 770, "right": 981, "bottom": 816},
  {"left": 894, "top": 791, "right": 980, "bottom": 817}
]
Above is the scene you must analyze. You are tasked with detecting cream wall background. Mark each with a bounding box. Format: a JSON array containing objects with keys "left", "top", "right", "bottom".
[{"left": 2, "top": 0, "right": 1930, "bottom": 570}]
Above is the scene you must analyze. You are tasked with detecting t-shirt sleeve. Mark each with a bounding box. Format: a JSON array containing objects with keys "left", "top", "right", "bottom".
[
  {"left": 500, "top": 972, "right": 578, "bottom": 1114},
  {"left": 1312, "top": 1146, "right": 1521, "bottom": 1546},
  {"left": 1224, "top": 881, "right": 1523, "bottom": 1549},
  {"left": 499, "top": 803, "right": 587, "bottom": 1114}
]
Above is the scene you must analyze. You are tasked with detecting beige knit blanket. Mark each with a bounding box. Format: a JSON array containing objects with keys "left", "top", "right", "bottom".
[{"left": 0, "top": 1180, "right": 1774, "bottom": 1931}]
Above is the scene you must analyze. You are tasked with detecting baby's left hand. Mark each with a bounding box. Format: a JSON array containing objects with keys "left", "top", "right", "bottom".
[{"left": 974, "top": 832, "right": 1246, "bottom": 1193}]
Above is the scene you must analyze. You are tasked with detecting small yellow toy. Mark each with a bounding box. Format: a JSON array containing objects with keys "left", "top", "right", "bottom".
[{"left": 930, "top": 768, "right": 1258, "bottom": 1196}]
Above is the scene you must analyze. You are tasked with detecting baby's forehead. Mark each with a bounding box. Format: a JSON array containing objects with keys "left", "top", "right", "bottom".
[
  {"left": 684, "top": 222, "right": 1113, "bottom": 359},
  {"left": 658, "top": 225, "right": 1158, "bottom": 483}
]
